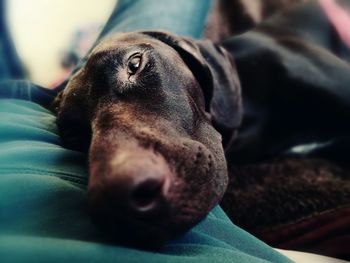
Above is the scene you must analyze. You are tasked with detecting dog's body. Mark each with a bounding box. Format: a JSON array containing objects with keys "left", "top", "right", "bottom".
[
  {"left": 213, "top": 1, "right": 350, "bottom": 258},
  {"left": 54, "top": 0, "right": 350, "bottom": 253},
  {"left": 219, "top": 0, "right": 350, "bottom": 165}
]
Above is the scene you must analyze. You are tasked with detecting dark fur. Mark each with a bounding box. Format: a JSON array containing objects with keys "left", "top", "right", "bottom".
[
  {"left": 54, "top": 0, "right": 350, "bottom": 253},
  {"left": 223, "top": 0, "right": 350, "bottom": 164}
]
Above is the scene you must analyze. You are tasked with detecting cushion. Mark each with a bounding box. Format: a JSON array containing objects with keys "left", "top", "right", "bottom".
[{"left": 0, "top": 99, "right": 291, "bottom": 262}]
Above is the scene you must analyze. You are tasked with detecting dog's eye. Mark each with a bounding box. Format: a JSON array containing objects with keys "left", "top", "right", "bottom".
[{"left": 127, "top": 54, "right": 142, "bottom": 75}]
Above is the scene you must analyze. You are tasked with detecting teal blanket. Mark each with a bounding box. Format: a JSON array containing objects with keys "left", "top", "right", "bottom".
[{"left": 0, "top": 99, "right": 291, "bottom": 262}]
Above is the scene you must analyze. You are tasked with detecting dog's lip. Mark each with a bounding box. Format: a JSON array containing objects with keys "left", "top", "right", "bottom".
[
  {"left": 91, "top": 208, "right": 174, "bottom": 247},
  {"left": 113, "top": 213, "right": 166, "bottom": 230}
]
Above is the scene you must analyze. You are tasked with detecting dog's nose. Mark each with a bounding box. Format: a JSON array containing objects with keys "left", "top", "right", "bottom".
[
  {"left": 130, "top": 175, "right": 164, "bottom": 212},
  {"left": 88, "top": 149, "right": 171, "bottom": 222}
]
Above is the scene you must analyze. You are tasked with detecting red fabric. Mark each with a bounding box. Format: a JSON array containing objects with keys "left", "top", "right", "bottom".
[
  {"left": 255, "top": 205, "right": 350, "bottom": 260},
  {"left": 319, "top": 0, "right": 350, "bottom": 49}
]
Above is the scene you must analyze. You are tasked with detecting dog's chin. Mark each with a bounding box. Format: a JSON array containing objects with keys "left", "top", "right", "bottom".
[
  {"left": 89, "top": 210, "right": 189, "bottom": 249},
  {"left": 87, "top": 170, "right": 226, "bottom": 249},
  {"left": 87, "top": 188, "right": 211, "bottom": 249}
]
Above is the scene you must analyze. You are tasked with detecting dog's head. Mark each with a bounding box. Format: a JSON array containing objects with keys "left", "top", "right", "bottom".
[{"left": 53, "top": 31, "right": 242, "bottom": 247}]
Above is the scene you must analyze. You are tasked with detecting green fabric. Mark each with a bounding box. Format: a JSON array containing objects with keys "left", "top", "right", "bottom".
[{"left": 0, "top": 99, "right": 292, "bottom": 263}]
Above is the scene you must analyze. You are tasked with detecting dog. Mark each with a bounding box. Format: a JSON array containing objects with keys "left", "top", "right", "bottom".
[
  {"left": 53, "top": 0, "right": 350, "bottom": 248},
  {"left": 53, "top": 31, "right": 242, "bottom": 247}
]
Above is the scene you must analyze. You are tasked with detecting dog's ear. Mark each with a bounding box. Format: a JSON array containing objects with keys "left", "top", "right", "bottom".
[{"left": 142, "top": 31, "right": 243, "bottom": 141}]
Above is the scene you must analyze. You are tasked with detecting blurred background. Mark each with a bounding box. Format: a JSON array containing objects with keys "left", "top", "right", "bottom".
[{"left": 6, "top": 0, "right": 117, "bottom": 87}]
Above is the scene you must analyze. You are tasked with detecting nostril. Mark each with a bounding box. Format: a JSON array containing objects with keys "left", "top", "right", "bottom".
[{"left": 130, "top": 178, "right": 163, "bottom": 212}]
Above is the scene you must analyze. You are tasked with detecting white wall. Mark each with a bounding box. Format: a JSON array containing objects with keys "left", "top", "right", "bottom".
[{"left": 7, "top": 0, "right": 116, "bottom": 86}]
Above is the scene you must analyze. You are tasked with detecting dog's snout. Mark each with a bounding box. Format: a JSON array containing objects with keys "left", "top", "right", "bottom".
[{"left": 88, "top": 149, "right": 172, "bottom": 227}]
